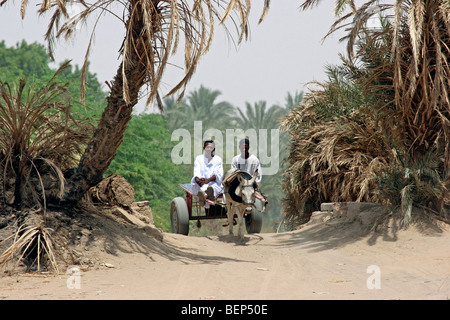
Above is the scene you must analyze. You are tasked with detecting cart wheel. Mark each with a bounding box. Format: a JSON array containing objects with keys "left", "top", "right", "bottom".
[
  {"left": 245, "top": 208, "right": 263, "bottom": 234},
  {"left": 171, "top": 197, "right": 189, "bottom": 235}
]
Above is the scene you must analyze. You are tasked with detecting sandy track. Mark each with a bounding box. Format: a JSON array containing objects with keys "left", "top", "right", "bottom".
[{"left": 1, "top": 217, "right": 449, "bottom": 300}]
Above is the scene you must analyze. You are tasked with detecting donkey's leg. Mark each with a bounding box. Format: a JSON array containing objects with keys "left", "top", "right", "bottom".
[
  {"left": 226, "top": 205, "right": 234, "bottom": 235},
  {"left": 237, "top": 207, "right": 245, "bottom": 240}
]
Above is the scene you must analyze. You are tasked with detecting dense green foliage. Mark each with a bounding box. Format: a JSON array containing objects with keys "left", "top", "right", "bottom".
[
  {"left": 0, "top": 40, "right": 106, "bottom": 121},
  {"left": 106, "top": 114, "right": 192, "bottom": 231}
]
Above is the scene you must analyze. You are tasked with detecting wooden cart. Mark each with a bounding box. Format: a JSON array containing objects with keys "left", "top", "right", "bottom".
[{"left": 170, "top": 183, "right": 264, "bottom": 236}]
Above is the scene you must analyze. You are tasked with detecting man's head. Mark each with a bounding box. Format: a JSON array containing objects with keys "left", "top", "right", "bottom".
[
  {"left": 203, "top": 140, "right": 215, "bottom": 155},
  {"left": 239, "top": 138, "right": 250, "bottom": 158}
]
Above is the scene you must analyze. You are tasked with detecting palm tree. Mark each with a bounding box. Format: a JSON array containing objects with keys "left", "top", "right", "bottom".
[
  {"left": 161, "top": 95, "right": 190, "bottom": 133},
  {"left": 281, "top": 0, "right": 450, "bottom": 225},
  {"left": 300, "top": 0, "right": 450, "bottom": 170},
  {"left": 234, "top": 101, "right": 285, "bottom": 130},
  {"left": 3, "top": 0, "right": 270, "bottom": 206},
  {"left": 185, "top": 85, "right": 236, "bottom": 131},
  {"left": 163, "top": 85, "right": 235, "bottom": 133},
  {"left": 284, "top": 91, "right": 304, "bottom": 111}
]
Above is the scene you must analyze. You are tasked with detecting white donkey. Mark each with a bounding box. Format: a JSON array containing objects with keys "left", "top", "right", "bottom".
[{"left": 223, "top": 169, "right": 258, "bottom": 240}]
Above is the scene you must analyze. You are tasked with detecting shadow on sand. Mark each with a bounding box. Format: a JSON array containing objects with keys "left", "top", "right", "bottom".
[{"left": 269, "top": 207, "right": 446, "bottom": 253}]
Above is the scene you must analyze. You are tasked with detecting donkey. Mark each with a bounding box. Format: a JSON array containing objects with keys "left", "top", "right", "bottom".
[{"left": 223, "top": 170, "right": 258, "bottom": 240}]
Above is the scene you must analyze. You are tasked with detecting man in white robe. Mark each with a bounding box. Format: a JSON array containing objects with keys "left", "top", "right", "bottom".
[
  {"left": 191, "top": 140, "right": 223, "bottom": 205},
  {"left": 231, "top": 138, "right": 262, "bottom": 183},
  {"left": 224, "top": 138, "right": 267, "bottom": 227}
]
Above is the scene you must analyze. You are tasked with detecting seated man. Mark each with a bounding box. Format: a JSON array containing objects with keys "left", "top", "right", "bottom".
[{"left": 191, "top": 140, "right": 223, "bottom": 206}]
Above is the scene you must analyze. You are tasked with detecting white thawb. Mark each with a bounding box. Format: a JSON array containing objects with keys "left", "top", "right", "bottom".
[{"left": 191, "top": 154, "right": 224, "bottom": 197}]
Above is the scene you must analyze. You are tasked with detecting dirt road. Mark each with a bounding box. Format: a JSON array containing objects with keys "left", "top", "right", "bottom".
[{"left": 1, "top": 216, "right": 449, "bottom": 300}]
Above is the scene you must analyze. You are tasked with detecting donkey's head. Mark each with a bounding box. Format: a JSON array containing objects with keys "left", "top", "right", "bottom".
[{"left": 236, "top": 171, "right": 258, "bottom": 206}]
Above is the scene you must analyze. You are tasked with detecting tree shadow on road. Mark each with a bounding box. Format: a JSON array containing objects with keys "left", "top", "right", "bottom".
[
  {"left": 55, "top": 209, "right": 255, "bottom": 268},
  {"left": 270, "top": 208, "right": 446, "bottom": 253}
]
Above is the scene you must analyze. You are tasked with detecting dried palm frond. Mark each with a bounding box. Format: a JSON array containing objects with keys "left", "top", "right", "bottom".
[
  {"left": 289, "top": 1, "right": 450, "bottom": 227},
  {"left": 301, "top": 0, "right": 450, "bottom": 170},
  {"left": 0, "top": 223, "right": 66, "bottom": 273},
  {"left": 1, "top": 0, "right": 270, "bottom": 108},
  {"left": 281, "top": 104, "right": 390, "bottom": 226}
]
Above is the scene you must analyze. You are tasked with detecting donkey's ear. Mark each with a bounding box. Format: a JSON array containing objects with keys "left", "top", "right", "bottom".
[{"left": 252, "top": 169, "right": 259, "bottom": 179}]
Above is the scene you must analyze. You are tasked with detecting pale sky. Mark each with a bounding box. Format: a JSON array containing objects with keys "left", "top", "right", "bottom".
[{"left": 1, "top": 1, "right": 346, "bottom": 113}]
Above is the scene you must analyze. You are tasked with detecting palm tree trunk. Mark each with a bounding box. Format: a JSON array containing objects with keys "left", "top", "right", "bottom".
[
  {"left": 62, "top": 67, "right": 134, "bottom": 205},
  {"left": 62, "top": 3, "right": 147, "bottom": 205}
]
